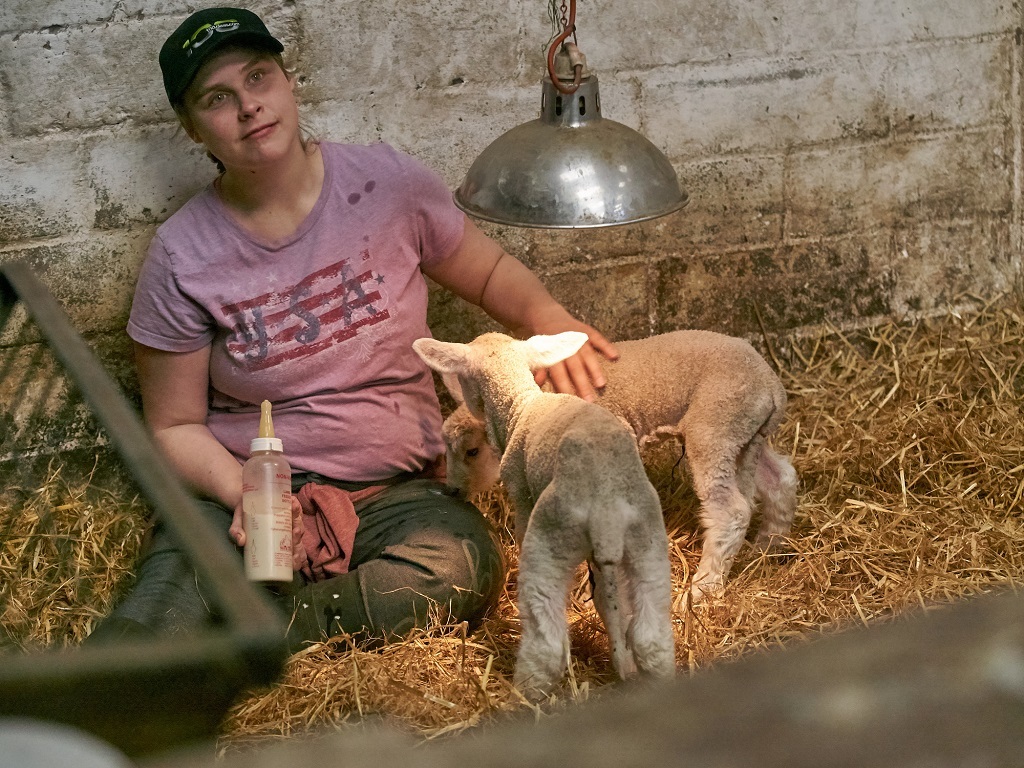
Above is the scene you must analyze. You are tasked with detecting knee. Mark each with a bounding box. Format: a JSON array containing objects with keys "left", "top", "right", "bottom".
[
  {"left": 397, "top": 506, "right": 506, "bottom": 625},
  {"left": 451, "top": 531, "right": 506, "bottom": 623}
]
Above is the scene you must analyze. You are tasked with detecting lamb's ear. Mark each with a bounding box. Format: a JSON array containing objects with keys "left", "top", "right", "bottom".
[
  {"left": 441, "top": 371, "right": 465, "bottom": 403},
  {"left": 412, "top": 338, "right": 471, "bottom": 375},
  {"left": 521, "top": 331, "right": 590, "bottom": 369}
]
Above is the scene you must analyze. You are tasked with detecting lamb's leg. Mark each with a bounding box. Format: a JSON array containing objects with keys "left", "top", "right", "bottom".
[
  {"left": 689, "top": 430, "right": 768, "bottom": 601},
  {"left": 589, "top": 558, "right": 637, "bottom": 680},
  {"left": 691, "top": 485, "right": 750, "bottom": 601},
  {"left": 506, "top": 485, "right": 536, "bottom": 548},
  {"left": 753, "top": 445, "right": 798, "bottom": 551},
  {"left": 514, "top": 510, "right": 587, "bottom": 700},
  {"left": 624, "top": 523, "right": 675, "bottom": 679},
  {"left": 688, "top": 435, "right": 754, "bottom": 603}
]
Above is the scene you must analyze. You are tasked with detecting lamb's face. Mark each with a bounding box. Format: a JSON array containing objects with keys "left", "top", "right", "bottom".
[{"left": 442, "top": 406, "right": 501, "bottom": 497}]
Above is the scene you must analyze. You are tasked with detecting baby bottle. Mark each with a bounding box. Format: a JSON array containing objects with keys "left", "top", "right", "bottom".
[{"left": 242, "top": 400, "right": 293, "bottom": 582}]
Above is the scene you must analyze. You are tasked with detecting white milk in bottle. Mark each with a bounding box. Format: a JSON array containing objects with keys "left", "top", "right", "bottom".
[{"left": 242, "top": 400, "right": 293, "bottom": 581}]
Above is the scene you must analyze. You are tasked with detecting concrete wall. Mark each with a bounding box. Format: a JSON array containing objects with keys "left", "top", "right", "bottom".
[{"left": 1, "top": 1, "right": 1021, "bottom": 461}]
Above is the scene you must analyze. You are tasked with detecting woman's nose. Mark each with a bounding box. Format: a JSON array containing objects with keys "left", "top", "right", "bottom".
[{"left": 239, "top": 96, "right": 262, "bottom": 118}]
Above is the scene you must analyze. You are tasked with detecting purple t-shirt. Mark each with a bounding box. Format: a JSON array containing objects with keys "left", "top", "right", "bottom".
[{"left": 128, "top": 142, "right": 464, "bottom": 481}]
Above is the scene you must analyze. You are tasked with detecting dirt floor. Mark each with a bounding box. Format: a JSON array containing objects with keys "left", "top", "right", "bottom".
[{"left": 2, "top": 290, "right": 1022, "bottom": 756}]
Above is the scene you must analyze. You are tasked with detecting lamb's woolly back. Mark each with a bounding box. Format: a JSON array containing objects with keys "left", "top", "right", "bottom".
[
  {"left": 507, "top": 393, "right": 656, "bottom": 530},
  {"left": 590, "top": 330, "right": 786, "bottom": 445},
  {"left": 413, "top": 331, "right": 675, "bottom": 699},
  {"left": 439, "top": 329, "right": 799, "bottom": 602},
  {"left": 445, "top": 329, "right": 789, "bottom": 488}
]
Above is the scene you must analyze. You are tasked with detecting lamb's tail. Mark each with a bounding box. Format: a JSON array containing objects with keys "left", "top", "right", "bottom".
[
  {"left": 589, "top": 495, "right": 640, "bottom": 567},
  {"left": 756, "top": 380, "right": 789, "bottom": 439},
  {"left": 588, "top": 498, "right": 637, "bottom": 680}
]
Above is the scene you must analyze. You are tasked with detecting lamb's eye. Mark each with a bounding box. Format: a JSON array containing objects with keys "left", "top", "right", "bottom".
[{"left": 466, "top": 448, "right": 479, "bottom": 458}]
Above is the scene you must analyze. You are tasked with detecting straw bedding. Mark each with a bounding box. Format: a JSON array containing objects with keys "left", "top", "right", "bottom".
[{"left": 2, "top": 292, "right": 1022, "bottom": 754}]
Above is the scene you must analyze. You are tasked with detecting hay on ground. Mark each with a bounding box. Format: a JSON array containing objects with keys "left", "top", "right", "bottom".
[{"left": 2, "top": 291, "right": 1022, "bottom": 754}]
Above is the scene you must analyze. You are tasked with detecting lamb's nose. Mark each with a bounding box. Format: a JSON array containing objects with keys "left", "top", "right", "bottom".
[{"left": 445, "top": 484, "right": 467, "bottom": 500}]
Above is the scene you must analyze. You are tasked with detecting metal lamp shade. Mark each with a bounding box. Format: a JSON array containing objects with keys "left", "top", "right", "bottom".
[{"left": 455, "top": 75, "right": 688, "bottom": 228}]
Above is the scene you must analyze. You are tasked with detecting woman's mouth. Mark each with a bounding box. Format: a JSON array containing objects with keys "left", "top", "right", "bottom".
[{"left": 243, "top": 122, "right": 276, "bottom": 140}]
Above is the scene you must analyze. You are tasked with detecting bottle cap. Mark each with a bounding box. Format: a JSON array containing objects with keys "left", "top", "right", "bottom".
[
  {"left": 250, "top": 436, "right": 283, "bottom": 452},
  {"left": 250, "top": 400, "right": 283, "bottom": 453}
]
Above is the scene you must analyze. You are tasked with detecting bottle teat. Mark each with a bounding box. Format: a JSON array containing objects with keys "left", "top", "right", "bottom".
[
  {"left": 250, "top": 400, "right": 283, "bottom": 453},
  {"left": 258, "top": 399, "right": 275, "bottom": 438}
]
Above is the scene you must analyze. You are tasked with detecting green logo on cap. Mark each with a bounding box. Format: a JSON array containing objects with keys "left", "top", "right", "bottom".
[{"left": 181, "top": 19, "right": 241, "bottom": 57}]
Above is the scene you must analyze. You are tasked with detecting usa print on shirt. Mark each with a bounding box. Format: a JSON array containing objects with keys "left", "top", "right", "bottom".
[{"left": 222, "top": 250, "right": 389, "bottom": 371}]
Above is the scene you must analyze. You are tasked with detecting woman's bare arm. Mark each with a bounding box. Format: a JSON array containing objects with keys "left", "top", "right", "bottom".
[
  {"left": 134, "top": 342, "right": 244, "bottom": 510},
  {"left": 423, "top": 216, "right": 619, "bottom": 400}
]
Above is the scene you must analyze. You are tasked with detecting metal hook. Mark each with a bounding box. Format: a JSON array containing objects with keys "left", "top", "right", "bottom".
[{"left": 546, "top": 0, "right": 582, "bottom": 94}]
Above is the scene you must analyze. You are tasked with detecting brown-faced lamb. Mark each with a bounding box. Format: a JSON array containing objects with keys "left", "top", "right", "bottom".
[
  {"left": 441, "top": 329, "right": 799, "bottom": 602},
  {"left": 413, "top": 331, "right": 675, "bottom": 700}
]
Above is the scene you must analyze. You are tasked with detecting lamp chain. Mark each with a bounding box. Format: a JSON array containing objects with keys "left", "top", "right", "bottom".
[{"left": 547, "top": 0, "right": 575, "bottom": 43}]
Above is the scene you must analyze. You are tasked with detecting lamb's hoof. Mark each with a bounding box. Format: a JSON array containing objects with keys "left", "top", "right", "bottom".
[
  {"left": 515, "top": 680, "right": 556, "bottom": 704},
  {"left": 633, "top": 649, "right": 676, "bottom": 681},
  {"left": 690, "top": 577, "right": 724, "bottom": 605},
  {"left": 513, "top": 670, "right": 560, "bottom": 704},
  {"left": 613, "top": 652, "right": 638, "bottom": 681},
  {"left": 753, "top": 531, "right": 790, "bottom": 553}
]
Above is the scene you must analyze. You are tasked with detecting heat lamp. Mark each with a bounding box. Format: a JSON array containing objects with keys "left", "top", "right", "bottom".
[{"left": 454, "top": 0, "right": 688, "bottom": 228}]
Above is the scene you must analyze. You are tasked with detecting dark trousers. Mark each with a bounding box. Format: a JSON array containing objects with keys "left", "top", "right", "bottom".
[{"left": 87, "top": 478, "right": 505, "bottom": 653}]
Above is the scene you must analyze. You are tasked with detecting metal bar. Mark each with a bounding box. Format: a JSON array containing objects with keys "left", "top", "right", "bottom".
[
  {"left": 147, "top": 588, "right": 1024, "bottom": 768},
  {"left": 0, "top": 261, "right": 289, "bottom": 755},
  {"left": 0, "top": 261, "right": 281, "bottom": 643}
]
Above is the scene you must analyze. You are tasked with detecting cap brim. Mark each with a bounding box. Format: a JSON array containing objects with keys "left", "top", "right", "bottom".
[{"left": 170, "top": 32, "right": 284, "bottom": 102}]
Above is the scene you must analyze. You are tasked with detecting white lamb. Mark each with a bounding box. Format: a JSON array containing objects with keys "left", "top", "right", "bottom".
[
  {"left": 441, "top": 329, "right": 799, "bottom": 602},
  {"left": 413, "top": 331, "right": 675, "bottom": 700}
]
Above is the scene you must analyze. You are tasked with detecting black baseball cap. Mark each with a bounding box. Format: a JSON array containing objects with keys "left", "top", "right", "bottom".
[{"left": 159, "top": 7, "right": 284, "bottom": 105}]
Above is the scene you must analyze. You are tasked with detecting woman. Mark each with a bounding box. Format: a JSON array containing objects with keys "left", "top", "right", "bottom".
[{"left": 90, "top": 7, "right": 618, "bottom": 651}]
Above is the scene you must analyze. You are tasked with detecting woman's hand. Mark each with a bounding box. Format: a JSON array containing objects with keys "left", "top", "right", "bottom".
[
  {"left": 532, "top": 320, "right": 619, "bottom": 401},
  {"left": 229, "top": 502, "right": 246, "bottom": 547},
  {"left": 229, "top": 494, "right": 306, "bottom": 572},
  {"left": 424, "top": 217, "right": 620, "bottom": 401}
]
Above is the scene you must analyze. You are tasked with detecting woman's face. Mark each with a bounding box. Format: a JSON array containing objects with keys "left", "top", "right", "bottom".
[{"left": 179, "top": 47, "right": 299, "bottom": 173}]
